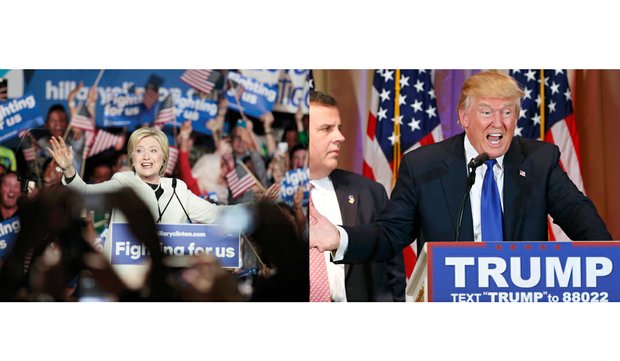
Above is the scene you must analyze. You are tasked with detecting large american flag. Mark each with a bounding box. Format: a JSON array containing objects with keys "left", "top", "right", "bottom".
[
  {"left": 180, "top": 69, "right": 219, "bottom": 95},
  {"left": 363, "top": 69, "right": 443, "bottom": 279},
  {"left": 69, "top": 104, "right": 95, "bottom": 131},
  {"left": 225, "top": 163, "right": 256, "bottom": 199},
  {"left": 154, "top": 94, "right": 176, "bottom": 125},
  {"left": 510, "top": 69, "right": 583, "bottom": 241}
]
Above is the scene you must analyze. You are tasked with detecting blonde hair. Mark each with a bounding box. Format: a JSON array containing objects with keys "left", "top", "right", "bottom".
[
  {"left": 458, "top": 71, "right": 525, "bottom": 118},
  {"left": 127, "top": 127, "right": 169, "bottom": 176}
]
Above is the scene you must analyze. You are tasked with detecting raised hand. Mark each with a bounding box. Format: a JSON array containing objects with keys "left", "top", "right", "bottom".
[
  {"left": 293, "top": 184, "right": 304, "bottom": 209},
  {"left": 254, "top": 183, "right": 281, "bottom": 202},
  {"left": 47, "top": 136, "right": 76, "bottom": 178},
  {"left": 180, "top": 119, "right": 192, "bottom": 138}
]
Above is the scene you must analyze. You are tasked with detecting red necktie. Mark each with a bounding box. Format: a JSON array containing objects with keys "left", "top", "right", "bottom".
[{"left": 309, "top": 247, "right": 331, "bottom": 302}]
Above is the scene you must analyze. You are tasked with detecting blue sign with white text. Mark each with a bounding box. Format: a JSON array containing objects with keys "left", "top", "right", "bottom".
[
  {"left": 103, "top": 92, "right": 153, "bottom": 128},
  {"left": 0, "top": 93, "right": 44, "bottom": 143},
  {"left": 280, "top": 168, "right": 309, "bottom": 207},
  {"left": 428, "top": 242, "right": 620, "bottom": 302},
  {"left": 0, "top": 216, "right": 20, "bottom": 259},
  {"left": 25, "top": 70, "right": 196, "bottom": 128},
  {"left": 226, "top": 72, "right": 277, "bottom": 118},
  {"left": 161, "top": 97, "right": 218, "bottom": 136},
  {"left": 110, "top": 223, "right": 240, "bottom": 268}
]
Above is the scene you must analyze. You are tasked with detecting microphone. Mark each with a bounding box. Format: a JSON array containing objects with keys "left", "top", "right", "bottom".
[
  {"left": 172, "top": 178, "right": 193, "bottom": 223},
  {"left": 455, "top": 152, "right": 489, "bottom": 241},
  {"left": 156, "top": 178, "right": 193, "bottom": 224},
  {"left": 468, "top": 152, "right": 490, "bottom": 170}
]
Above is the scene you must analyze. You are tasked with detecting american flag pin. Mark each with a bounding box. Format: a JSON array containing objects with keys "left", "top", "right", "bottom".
[
  {"left": 348, "top": 195, "right": 355, "bottom": 204},
  {"left": 519, "top": 170, "right": 526, "bottom": 177}
]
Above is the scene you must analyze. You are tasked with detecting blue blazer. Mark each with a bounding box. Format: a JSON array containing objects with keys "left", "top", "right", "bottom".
[
  {"left": 342, "top": 133, "right": 612, "bottom": 264},
  {"left": 330, "top": 169, "right": 406, "bottom": 301}
]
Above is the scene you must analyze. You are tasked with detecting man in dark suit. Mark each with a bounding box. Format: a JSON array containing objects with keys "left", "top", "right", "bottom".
[
  {"left": 309, "top": 91, "right": 405, "bottom": 301},
  {"left": 309, "top": 71, "right": 612, "bottom": 264}
]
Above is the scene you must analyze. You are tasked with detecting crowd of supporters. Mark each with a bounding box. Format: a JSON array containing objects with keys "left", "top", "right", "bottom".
[{"left": 0, "top": 70, "right": 309, "bottom": 301}]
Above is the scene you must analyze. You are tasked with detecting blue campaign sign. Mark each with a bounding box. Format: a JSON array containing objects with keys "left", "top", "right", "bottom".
[
  {"left": 110, "top": 223, "right": 240, "bottom": 268},
  {"left": 280, "top": 168, "right": 309, "bottom": 207},
  {"left": 0, "top": 216, "right": 20, "bottom": 260},
  {"left": 240, "top": 69, "right": 309, "bottom": 113},
  {"left": 427, "top": 242, "right": 620, "bottom": 302},
  {"left": 181, "top": 98, "right": 217, "bottom": 136},
  {"left": 161, "top": 97, "right": 218, "bottom": 136},
  {"left": 0, "top": 93, "right": 44, "bottom": 143},
  {"left": 25, "top": 70, "right": 196, "bottom": 128},
  {"left": 226, "top": 72, "right": 277, "bottom": 118},
  {"left": 103, "top": 93, "right": 152, "bottom": 128}
]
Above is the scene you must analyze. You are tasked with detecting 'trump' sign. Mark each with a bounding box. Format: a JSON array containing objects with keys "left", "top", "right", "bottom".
[{"left": 428, "top": 242, "right": 620, "bottom": 302}]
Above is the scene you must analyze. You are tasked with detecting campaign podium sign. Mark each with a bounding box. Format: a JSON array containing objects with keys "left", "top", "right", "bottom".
[
  {"left": 110, "top": 223, "right": 241, "bottom": 268},
  {"left": 406, "top": 241, "right": 620, "bottom": 302}
]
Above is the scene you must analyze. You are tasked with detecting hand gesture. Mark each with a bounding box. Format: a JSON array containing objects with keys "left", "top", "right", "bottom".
[
  {"left": 180, "top": 119, "right": 193, "bottom": 140},
  {"left": 309, "top": 197, "right": 340, "bottom": 252},
  {"left": 253, "top": 183, "right": 280, "bottom": 202},
  {"left": 260, "top": 111, "right": 275, "bottom": 130},
  {"left": 87, "top": 85, "right": 98, "bottom": 105},
  {"left": 47, "top": 136, "right": 75, "bottom": 177},
  {"left": 293, "top": 185, "right": 304, "bottom": 209},
  {"left": 262, "top": 183, "right": 281, "bottom": 202}
]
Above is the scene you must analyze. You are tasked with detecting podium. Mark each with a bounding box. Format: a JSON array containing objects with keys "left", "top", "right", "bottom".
[{"left": 406, "top": 241, "right": 620, "bottom": 302}]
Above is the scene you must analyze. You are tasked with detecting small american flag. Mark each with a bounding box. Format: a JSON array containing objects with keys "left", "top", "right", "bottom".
[
  {"left": 70, "top": 104, "right": 95, "bottom": 131},
  {"left": 143, "top": 74, "right": 164, "bottom": 110},
  {"left": 180, "top": 69, "right": 220, "bottom": 95},
  {"left": 225, "top": 163, "right": 256, "bottom": 199},
  {"left": 155, "top": 94, "right": 175, "bottom": 125},
  {"left": 165, "top": 146, "right": 179, "bottom": 176},
  {"left": 88, "top": 129, "right": 123, "bottom": 158},
  {"left": 23, "top": 145, "right": 36, "bottom": 162}
]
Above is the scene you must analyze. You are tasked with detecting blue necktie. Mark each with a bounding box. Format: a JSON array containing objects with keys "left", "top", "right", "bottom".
[{"left": 481, "top": 159, "right": 503, "bottom": 242}]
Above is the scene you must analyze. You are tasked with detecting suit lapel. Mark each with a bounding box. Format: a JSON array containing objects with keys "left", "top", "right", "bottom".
[
  {"left": 330, "top": 171, "right": 358, "bottom": 277},
  {"left": 502, "top": 138, "right": 527, "bottom": 241},
  {"left": 440, "top": 133, "right": 473, "bottom": 241}
]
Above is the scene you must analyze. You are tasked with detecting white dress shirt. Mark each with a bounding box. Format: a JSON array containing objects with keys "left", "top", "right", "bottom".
[
  {"left": 310, "top": 177, "right": 348, "bottom": 302},
  {"left": 464, "top": 136, "right": 505, "bottom": 242}
]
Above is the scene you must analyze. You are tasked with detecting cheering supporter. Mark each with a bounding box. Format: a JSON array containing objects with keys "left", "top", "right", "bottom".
[
  {"left": 289, "top": 143, "right": 308, "bottom": 170},
  {"left": 28, "top": 105, "right": 80, "bottom": 181},
  {"left": 0, "top": 69, "right": 310, "bottom": 301},
  {"left": 230, "top": 122, "right": 268, "bottom": 193},
  {"left": 0, "top": 172, "right": 20, "bottom": 220},
  {"left": 177, "top": 120, "right": 231, "bottom": 203}
]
